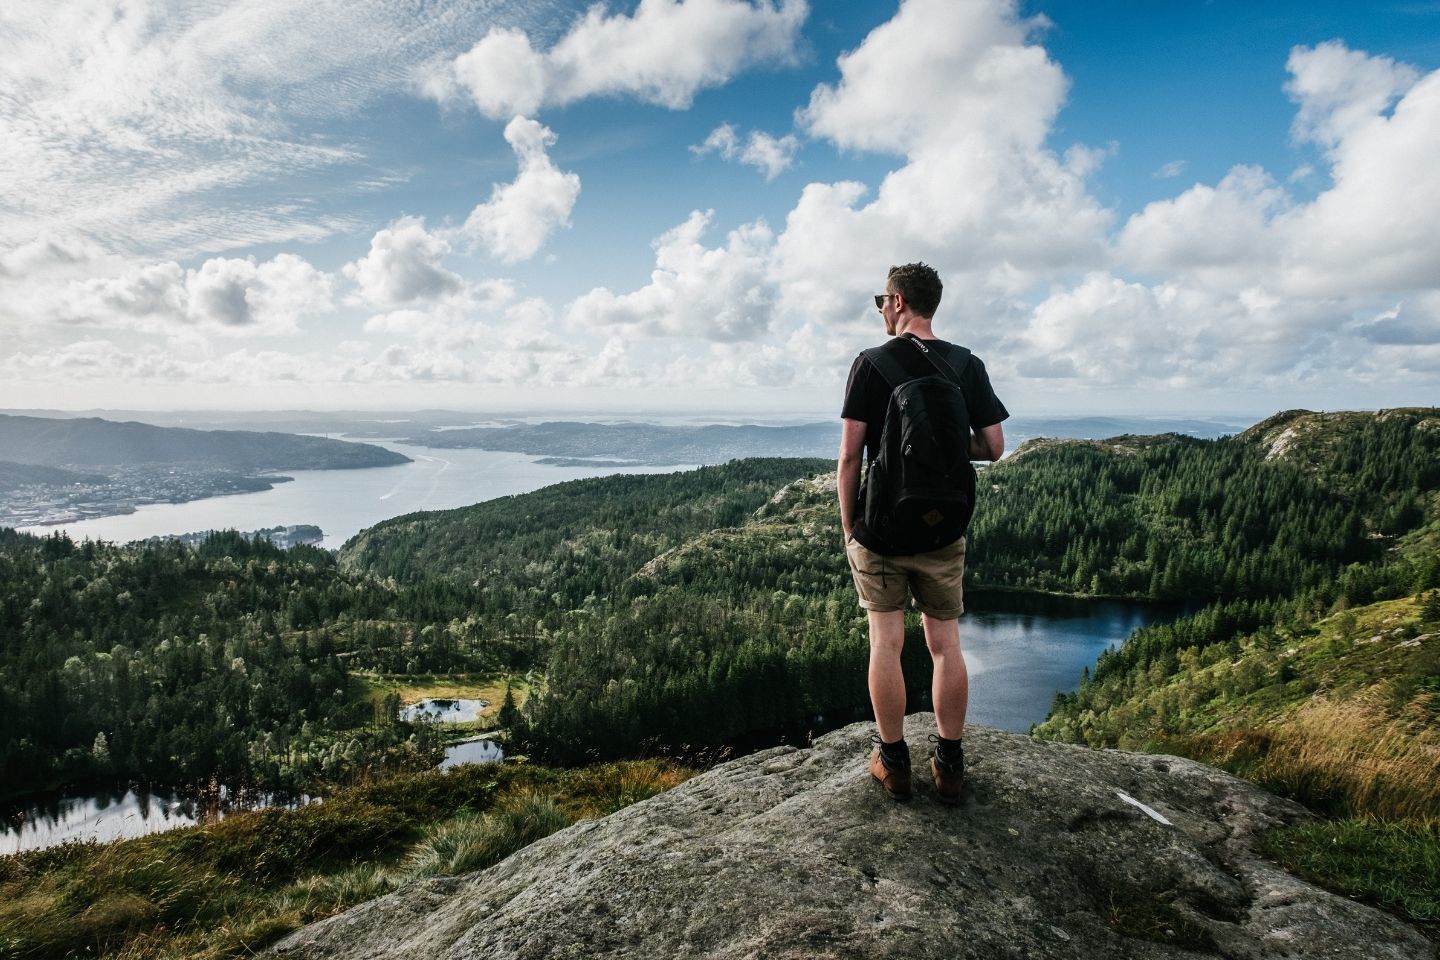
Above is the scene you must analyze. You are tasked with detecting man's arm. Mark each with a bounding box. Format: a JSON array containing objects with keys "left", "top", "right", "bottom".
[
  {"left": 969, "top": 422, "right": 1004, "bottom": 462},
  {"left": 838, "top": 417, "right": 867, "bottom": 539}
]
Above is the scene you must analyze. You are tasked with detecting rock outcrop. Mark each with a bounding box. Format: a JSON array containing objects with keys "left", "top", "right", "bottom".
[{"left": 272, "top": 716, "right": 1434, "bottom": 960}]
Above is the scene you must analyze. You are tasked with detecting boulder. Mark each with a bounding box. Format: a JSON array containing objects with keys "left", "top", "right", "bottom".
[{"left": 271, "top": 715, "right": 1434, "bottom": 959}]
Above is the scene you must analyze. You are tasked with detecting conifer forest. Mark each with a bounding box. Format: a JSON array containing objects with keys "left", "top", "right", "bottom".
[{"left": 2, "top": 410, "right": 1437, "bottom": 799}]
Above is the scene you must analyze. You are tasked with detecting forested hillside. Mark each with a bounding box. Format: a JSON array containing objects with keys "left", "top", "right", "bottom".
[
  {"left": 339, "top": 458, "right": 829, "bottom": 591},
  {"left": 969, "top": 408, "right": 1437, "bottom": 598},
  {"left": 338, "top": 408, "right": 1439, "bottom": 764},
  {"left": 0, "top": 461, "right": 828, "bottom": 799},
  {"left": 1030, "top": 412, "right": 1440, "bottom": 790},
  {"left": 3, "top": 409, "right": 1436, "bottom": 798},
  {"left": 0, "top": 530, "right": 470, "bottom": 799}
]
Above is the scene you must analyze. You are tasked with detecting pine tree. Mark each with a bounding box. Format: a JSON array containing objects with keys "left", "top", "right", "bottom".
[{"left": 498, "top": 683, "right": 520, "bottom": 729}]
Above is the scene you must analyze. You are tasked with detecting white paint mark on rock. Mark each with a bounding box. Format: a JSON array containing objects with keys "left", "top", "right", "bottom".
[{"left": 1116, "top": 790, "right": 1173, "bottom": 825}]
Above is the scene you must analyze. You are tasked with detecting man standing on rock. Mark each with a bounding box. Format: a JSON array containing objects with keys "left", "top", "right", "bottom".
[{"left": 838, "top": 262, "right": 1007, "bottom": 803}]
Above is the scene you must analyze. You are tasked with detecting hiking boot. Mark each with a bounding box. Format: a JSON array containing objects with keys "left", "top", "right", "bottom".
[
  {"left": 869, "top": 741, "right": 912, "bottom": 801},
  {"left": 928, "top": 738, "right": 965, "bottom": 804}
]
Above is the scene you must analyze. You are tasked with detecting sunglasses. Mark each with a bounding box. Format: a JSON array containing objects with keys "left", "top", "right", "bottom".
[{"left": 873, "top": 294, "right": 895, "bottom": 310}]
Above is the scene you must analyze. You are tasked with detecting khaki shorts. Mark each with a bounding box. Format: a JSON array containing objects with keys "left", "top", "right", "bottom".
[{"left": 845, "top": 535, "right": 966, "bottom": 619}]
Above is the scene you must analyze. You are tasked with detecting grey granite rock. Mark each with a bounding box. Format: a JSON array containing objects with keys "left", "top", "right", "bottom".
[{"left": 270, "top": 716, "right": 1435, "bottom": 959}]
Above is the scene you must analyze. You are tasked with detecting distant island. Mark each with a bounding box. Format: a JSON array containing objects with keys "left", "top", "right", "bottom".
[
  {"left": 391, "top": 415, "right": 1250, "bottom": 466},
  {"left": 148, "top": 524, "right": 324, "bottom": 550},
  {"left": 0, "top": 414, "right": 409, "bottom": 527}
]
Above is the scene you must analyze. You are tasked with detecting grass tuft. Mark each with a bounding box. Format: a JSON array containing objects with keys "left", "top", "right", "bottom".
[
  {"left": 405, "top": 791, "right": 572, "bottom": 879},
  {"left": 556, "top": 759, "right": 696, "bottom": 818},
  {"left": 1260, "top": 818, "right": 1440, "bottom": 925},
  {"left": 0, "top": 835, "right": 239, "bottom": 958}
]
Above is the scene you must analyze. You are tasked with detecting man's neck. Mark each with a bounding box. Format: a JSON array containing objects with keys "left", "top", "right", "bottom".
[{"left": 894, "top": 316, "right": 936, "bottom": 339}]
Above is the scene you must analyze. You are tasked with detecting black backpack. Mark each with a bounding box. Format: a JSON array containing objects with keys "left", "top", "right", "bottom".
[{"left": 859, "top": 334, "right": 975, "bottom": 555}]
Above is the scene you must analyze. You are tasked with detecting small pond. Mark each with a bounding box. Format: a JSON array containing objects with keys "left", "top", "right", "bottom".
[
  {"left": 400, "top": 698, "right": 489, "bottom": 723},
  {"left": 440, "top": 737, "right": 506, "bottom": 770},
  {"left": 3, "top": 786, "right": 310, "bottom": 856}
]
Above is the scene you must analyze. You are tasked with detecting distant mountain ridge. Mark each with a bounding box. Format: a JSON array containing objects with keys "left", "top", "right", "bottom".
[
  {"left": 392, "top": 415, "right": 1252, "bottom": 465},
  {"left": 397, "top": 420, "right": 839, "bottom": 465},
  {"left": 0, "top": 414, "right": 411, "bottom": 470}
]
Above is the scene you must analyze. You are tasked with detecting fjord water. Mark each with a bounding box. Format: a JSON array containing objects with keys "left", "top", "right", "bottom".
[{"left": 17, "top": 442, "right": 695, "bottom": 547}]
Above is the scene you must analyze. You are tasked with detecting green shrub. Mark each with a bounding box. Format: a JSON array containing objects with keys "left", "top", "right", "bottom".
[
  {"left": 405, "top": 793, "right": 572, "bottom": 879},
  {"left": 0, "top": 836, "right": 237, "bottom": 958},
  {"left": 349, "top": 764, "right": 502, "bottom": 820},
  {"left": 195, "top": 798, "right": 409, "bottom": 882}
]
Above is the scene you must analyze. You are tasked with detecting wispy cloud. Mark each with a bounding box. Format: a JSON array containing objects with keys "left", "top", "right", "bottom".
[{"left": 0, "top": 0, "right": 535, "bottom": 257}]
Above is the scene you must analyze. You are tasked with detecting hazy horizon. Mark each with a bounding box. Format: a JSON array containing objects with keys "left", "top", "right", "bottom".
[{"left": 0, "top": 406, "right": 1310, "bottom": 425}]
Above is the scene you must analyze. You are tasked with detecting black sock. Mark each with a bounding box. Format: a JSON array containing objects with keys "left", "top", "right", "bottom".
[
  {"left": 879, "top": 738, "right": 910, "bottom": 769},
  {"left": 935, "top": 735, "right": 964, "bottom": 769}
]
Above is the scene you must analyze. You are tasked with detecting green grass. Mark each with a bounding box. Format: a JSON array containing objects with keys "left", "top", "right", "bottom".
[
  {"left": 1260, "top": 819, "right": 1440, "bottom": 927},
  {"left": 0, "top": 758, "right": 695, "bottom": 960},
  {"left": 1039, "top": 589, "right": 1440, "bottom": 935}
]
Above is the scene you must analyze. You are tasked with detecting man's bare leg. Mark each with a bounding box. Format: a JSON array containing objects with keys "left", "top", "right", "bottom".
[
  {"left": 867, "top": 609, "right": 907, "bottom": 742},
  {"left": 922, "top": 613, "right": 968, "bottom": 739}
]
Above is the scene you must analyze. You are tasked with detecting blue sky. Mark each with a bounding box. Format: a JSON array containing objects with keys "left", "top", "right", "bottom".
[{"left": 2, "top": 0, "right": 1438, "bottom": 417}]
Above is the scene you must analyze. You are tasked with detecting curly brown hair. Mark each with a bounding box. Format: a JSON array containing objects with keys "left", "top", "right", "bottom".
[{"left": 886, "top": 262, "right": 942, "bottom": 318}]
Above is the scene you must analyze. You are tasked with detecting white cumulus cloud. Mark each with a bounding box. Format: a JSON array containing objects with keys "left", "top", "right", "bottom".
[
  {"left": 566, "top": 210, "right": 775, "bottom": 342},
  {"left": 1286, "top": 41, "right": 1420, "bottom": 149},
  {"left": 344, "top": 217, "right": 464, "bottom": 307},
  {"left": 185, "top": 254, "right": 333, "bottom": 332},
  {"left": 692, "top": 124, "right": 799, "bottom": 180},
  {"left": 767, "top": 0, "right": 1111, "bottom": 335},
  {"left": 1117, "top": 165, "right": 1290, "bottom": 281},
  {"left": 425, "top": 0, "right": 808, "bottom": 119},
  {"left": 20, "top": 251, "right": 333, "bottom": 336},
  {"left": 461, "top": 117, "right": 581, "bottom": 263},
  {"left": 1114, "top": 42, "right": 1440, "bottom": 300}
]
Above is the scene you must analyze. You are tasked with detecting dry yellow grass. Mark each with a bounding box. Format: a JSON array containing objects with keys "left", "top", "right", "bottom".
[
  {"left": 1180, "top": 692, "right": 1440, "bottom": 822},
  {"left": 1258, "top": 695, "right": 1440, "bottom": 822}
]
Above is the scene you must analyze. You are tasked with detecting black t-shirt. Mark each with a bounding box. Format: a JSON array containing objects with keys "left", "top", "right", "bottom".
[{"left": 841, "top": 336, "right": 1009, "bottom": 462}]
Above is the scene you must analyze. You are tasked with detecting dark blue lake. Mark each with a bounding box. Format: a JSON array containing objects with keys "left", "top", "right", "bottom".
[{"left": 956, "top": 592, "right": 1179, "bottom": 732}]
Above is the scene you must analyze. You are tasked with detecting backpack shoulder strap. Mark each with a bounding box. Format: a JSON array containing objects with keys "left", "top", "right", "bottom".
[
  {"left": 901, "top": 333, "right": 970, "bottom": 386},
  {"left": 860, "top": 345, "right": 910, "bottom": 390}
]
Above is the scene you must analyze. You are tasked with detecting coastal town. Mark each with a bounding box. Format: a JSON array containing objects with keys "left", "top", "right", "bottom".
[{"left": 0, "top": 467, "right": 292, "bottom": 529}]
